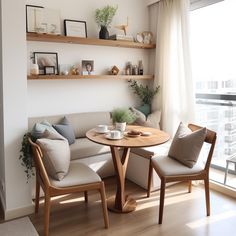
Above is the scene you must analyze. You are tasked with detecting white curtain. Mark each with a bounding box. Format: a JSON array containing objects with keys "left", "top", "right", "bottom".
[{"left": 152, "top": 0, "right": 195, "bottom": 136}]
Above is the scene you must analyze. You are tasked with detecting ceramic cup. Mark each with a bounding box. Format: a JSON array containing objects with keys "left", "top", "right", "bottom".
[
  {"left": 96, "top": 125, "right": 108, "bottom": 133},
  {"left": 110, "top": 130, "right": 121, "bottom": 139}
]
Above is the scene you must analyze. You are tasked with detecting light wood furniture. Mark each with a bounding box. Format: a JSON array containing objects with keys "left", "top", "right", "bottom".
[
  {"left": 27, "top": 74, "right": 154, "bottom": 80},
  {"left": 27, "top": 32, "right": 156, "bottom": 49},
  {"left": 29, "top": 138, "right": 109, "bottom": 236},
  {"left": 148, "top": 124, "right": 217, "bottom": 224},
  {"left": 86, "top": 125, "right": 170, "bottom": 213},
  {"left": 224, "top": 154, "right": 236, "bottom": 184}
]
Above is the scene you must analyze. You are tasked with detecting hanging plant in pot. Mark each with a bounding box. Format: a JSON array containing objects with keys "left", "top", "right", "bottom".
[
  {"left": 128, "top": 80, "right": 160, "bottom": 116},
  {"left": 95, "top": 5, "right": 118, "bottom": 39},
  {"left": 111, "top": 108, "right": 136, "bottom": 132}
]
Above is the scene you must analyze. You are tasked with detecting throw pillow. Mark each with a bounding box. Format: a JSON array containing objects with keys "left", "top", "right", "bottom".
[
  {"left": 31, "top": 120, "right": 56, "bottom": 139},
  {"left": 36, "top": 130, "right": 70, "bottom": 181},
  {"left": 130, "top": 107, "right": 146, "bottom": 121},
  {"left": 168, "top": 122, "right": 207, "bottom": 168},
  {"left": 137, "top": 104, "right": 151, "bottom": 116},
  {"left": 53, "top": 116, "right": 76, "bottom": 145}
]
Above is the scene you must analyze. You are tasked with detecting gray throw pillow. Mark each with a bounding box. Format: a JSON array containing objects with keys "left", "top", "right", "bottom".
[
  {"left": 36, "top": 130, "right": 70, "bottom": 181},
  {"left": 31, "top": 120, "right": 56, "bottom": 139},
  {"left": 168, "top": 122, "right": 207, "bottom": 168},
  {"left": 53, "top": 116, "right": 76, "bottom": 145}
]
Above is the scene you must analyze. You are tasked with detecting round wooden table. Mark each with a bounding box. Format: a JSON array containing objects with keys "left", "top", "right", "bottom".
[{"left": 86, "top": 125, "right": 170, "bottom": 213}]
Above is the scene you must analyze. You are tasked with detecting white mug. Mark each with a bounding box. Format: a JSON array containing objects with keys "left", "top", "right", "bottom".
[
  {"left": 96, "top": 125, "right": 108, "bottom": 133},
  {"left": 110, "top": 130, "right": 121, "bottom": 139}
]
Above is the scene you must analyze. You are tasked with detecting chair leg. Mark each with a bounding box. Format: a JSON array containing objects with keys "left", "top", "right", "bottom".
[
  {"left": 147, "top": 160, "right": 153, "bottom": 198},
  {"left": 204, "top": 178, "right": 210, "bottom": 216},
  {"left": 84, "top": 191, "right": 88, "bottom": 203},
  {"left": 44, "top": 194, "right": 51, "bottom": 236},
  {"left": 35, "top": 178, "right": 40, "bottom": 213},
  {"left": 100, "top": 182, "right": 109, "bottom": 229},
  {"left": 188, "top": 180, "right": 192, "bottom": 193},
  {"left": 159, "top": 179, "right": 166, "bottom": 224}
]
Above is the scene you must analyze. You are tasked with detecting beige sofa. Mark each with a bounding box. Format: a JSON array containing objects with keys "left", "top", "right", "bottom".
[{"left": 28, "top": 111, "right": 115, "bottom": 178}]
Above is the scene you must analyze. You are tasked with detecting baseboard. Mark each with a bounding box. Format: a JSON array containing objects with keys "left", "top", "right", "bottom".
[
  {"left": 4, "top": 203, "right": 34, "bottom": 221},
  {"left": 210, "top": 181, "right": 236, "bottom": 199}
]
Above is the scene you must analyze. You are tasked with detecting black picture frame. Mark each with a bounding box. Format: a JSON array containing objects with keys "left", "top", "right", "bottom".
[
  {"left": 44, "top": 66, "right": 55, "bottom": 75},
  {"left": 64, "top": 19, "right": 87, "bottom": 38},
  {"left": 34, "top": 52, "right": 59, "bottom": 75},
  {"left": 26, "top": 5, "right": 44, "bottom": 33}
]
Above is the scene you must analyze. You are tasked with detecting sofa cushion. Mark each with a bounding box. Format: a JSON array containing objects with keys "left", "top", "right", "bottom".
[
  {"left": 70, "top": 138, "right": 110, "bottom": 160},
  {"left": 49, "top": 162, "right": 101, "bottom": 188},
  {"left": 152, "top": 155, "right": 204, "bottom": 176},
  {"left": 53, "top": 116, "right": 76, "bottom": 145},
  {"left": 31, "top": 120, "right": 56, "bottom": 139},
  {"left": 168, "top": 122, "right": 207, "bottom": 168},
  {"left": 36, "top": 130, "right": 70, "bottom": 181}
]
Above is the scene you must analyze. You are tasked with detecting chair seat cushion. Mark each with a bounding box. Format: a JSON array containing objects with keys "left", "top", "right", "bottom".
[
  {"left": 49, "top": 162, "right": 101, "bottom": 188},
  {"left": 152, "top": 155, "right": 204, "bottom": 176},
  {"left": 70, "top": 138, "right": 110, "bottom": 160}
]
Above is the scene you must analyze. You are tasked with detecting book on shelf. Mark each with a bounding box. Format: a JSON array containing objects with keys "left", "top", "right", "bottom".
[{"left": 109, "top": 34, "right": 134, "bottom": 42}]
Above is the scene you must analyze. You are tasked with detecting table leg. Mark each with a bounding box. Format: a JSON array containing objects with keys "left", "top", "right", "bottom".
[{"left": 107, "top": 147, "right": 137, "bottom": 213}]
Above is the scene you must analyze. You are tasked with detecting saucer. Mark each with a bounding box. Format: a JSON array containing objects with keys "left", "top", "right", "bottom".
[
  {"left": 141, "top": 131, "right": 152, "bottom": 136},
  {"left": 105, "top": 133, "right": 123, "bottom": 140},
  {"left": 95, "top": 129, "right": 110, "bottom": 134}
]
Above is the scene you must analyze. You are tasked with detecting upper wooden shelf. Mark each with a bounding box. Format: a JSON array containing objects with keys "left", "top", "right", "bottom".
[
  {"left": 27, "top": 74, "right": 154, "bottom": 80},
  {"left": 27, "top": 33, "right": 156, "bottom": 49}
]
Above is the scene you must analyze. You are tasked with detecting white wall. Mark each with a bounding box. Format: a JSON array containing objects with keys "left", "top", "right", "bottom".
[
  {"left": 0, "top": 0, "right": 33, "bottom": 219},
  {"left": 27, "top": 0, "right": 152, "bottom": 117}
]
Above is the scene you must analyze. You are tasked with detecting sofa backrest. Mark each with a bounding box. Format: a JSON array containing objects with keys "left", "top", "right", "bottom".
[{"left": 28, "top": 112, "right": 112, "bottom": 138}]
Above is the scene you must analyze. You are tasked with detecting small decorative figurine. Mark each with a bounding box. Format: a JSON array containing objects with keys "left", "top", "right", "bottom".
[{"left": 111, "top": 65, "right": 119, "bottom": 75}]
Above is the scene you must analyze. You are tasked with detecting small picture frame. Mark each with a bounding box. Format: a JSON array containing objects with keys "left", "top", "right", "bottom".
[
  {"left": 34, "top": 52, "right": 59, "bottom": 75},
  {"left": 64, "top": 19, "right": 87, "bottom": 38},
  {"left": 26, "top": 5, "right": 44, "bottom": 33},
  {"left": 44, "top": 66, "right": 55, "bottom": 75},
  {"left": 82, "top": 60, "right": 94, "bottom": 75}
]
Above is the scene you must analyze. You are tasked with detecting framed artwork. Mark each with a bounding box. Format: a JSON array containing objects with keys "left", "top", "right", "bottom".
[
  {"left": 82, "top": 60, "right": 94, "bottom": 75},
  {"left": 34, "top": 52, "right": 59, "bottom": 75},
  {"left": 64, "top": 20, "right": 87, "bottom": 37},
  {"left": 26, "top": 5, "right": 44, "bottom": 33}
]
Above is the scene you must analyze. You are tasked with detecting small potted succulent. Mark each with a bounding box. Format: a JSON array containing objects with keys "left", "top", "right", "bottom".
[
  {"left": 111, "top": 108, "right": 136, "bottom": 132},
  {"left": 95, "top": 5, "right": 118, "bottom": 39}
]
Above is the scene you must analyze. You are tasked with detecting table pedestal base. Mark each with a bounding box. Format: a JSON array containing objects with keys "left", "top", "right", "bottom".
[{"left": 107, "top": 196, "right": 137, "bottom": 213}]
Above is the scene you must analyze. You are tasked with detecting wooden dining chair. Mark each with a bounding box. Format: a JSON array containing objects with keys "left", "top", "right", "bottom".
[
  {"left": 147, "top": 124, "right": 216, "bottom": 224},
  {"left": 29, "top": 138, "right": 109, "bottom": 236}
]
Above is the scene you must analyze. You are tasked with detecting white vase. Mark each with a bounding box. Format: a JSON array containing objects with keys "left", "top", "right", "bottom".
[{"left": 115, "top": 122, "right": 126, "bottom": 132}]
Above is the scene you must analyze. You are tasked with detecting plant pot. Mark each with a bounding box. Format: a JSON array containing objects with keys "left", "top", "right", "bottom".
[
  {"left": 115, "top": 122, "right": 126, "bottom": 132},
  {"left": 99, "top": 26, "right": 109, "bottom": 39},
  {"left": 137, "top": 104, "right": 151, "bottom": 117}
]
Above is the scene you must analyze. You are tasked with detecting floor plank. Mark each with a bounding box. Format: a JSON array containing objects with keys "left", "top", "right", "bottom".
[{"left": 29, "top": 177, "right": 236, "bottom": 236}]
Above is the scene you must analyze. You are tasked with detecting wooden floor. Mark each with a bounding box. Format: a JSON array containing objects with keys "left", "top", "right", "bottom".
[{"left": 26, "top": 177, "right": 236, "bottom": 236}]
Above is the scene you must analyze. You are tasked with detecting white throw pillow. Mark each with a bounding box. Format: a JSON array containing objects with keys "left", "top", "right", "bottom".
[
  {"left": 36, "top": 130, "right": 70, "bottom": 181},
  {"left": 168, "top": 122, "right": 207, "bottom": 168}
]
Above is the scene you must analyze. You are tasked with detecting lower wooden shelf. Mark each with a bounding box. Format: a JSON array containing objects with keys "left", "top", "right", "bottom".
[{"left": 27, "top": 74, "right": 154, "bottom": 80}]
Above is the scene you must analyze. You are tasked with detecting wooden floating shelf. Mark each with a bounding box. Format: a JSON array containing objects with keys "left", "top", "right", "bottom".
[
  {"left": 27, "top": 75, "right": 154, "bottom": 80},
  {"left": 27, "top": 33, "right": 156, "bottom": 49}
]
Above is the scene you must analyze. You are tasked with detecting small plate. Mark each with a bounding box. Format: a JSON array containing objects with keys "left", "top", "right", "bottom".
[
  {"left": 141, "top": 131, "right": 152, "bottom": 136},
  {"left": 126, "top": 133, "right": 141, "bottom": 138},
  {"left": 95, "top": 129, "right": 110, "bottom": 134},
  {"left": 105, "top": 134, "right": 123, "bottom": 140}
]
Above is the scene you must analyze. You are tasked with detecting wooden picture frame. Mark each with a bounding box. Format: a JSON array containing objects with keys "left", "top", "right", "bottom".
[
  {"left": 64, "top": 19, "right": 87, "bottom": 38},
  {"left": 26, "top": 5, "right": 44, "bottom": 33},
  {"left": 34, "top": 52, "right": 59, "bottom": 75}
]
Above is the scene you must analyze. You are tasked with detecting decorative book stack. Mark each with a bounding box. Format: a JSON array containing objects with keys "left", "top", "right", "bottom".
[{"left": 109, "top": 34, "right": 134, "bottom": 42}]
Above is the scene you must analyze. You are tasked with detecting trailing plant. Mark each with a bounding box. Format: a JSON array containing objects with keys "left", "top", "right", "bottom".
[
  {"left": 128, "top": 80, "right": 160, "bottom": 105},
  {"left": 112, "top": 108, "right": 136, "bottom": 124},
  {"left": 19, "top": 132, "right": 34, "bottom": 181},
  {"left": 95, "top": 5, "right": 118, "bottom": 27}
]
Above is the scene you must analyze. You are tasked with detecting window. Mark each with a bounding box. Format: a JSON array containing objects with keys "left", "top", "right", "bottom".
[{"left": 190, "top": 0, "right": 236, "bottom": 188}]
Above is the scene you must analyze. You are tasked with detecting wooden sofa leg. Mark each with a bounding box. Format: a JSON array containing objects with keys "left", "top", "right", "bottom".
[
  {"left": 188, "top": 180, "right": 192, "bottom": 193},
  {"left": 147, "top": 160, "right": 153, "bottom": 198},
  {"left": 84, "top": 191, "right": 88, "bottom": 202}
]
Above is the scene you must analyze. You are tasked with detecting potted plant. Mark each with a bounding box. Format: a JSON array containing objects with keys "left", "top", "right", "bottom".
[
  {"left": 112, "top": 108, "right": 136, "bottom": 131},
  {"left": 95, "top": 5, "right": 118, "bottom": 39},
  {"left": 19, "top": 132, "right": 34, "bottom": 181},
  {"left": 128, "top": 80, "right": 160, "bottom": 116}
]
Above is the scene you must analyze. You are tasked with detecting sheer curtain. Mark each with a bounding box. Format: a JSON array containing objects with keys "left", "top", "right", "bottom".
[{"left": 152, "top": 0, "right": 195, "bottom": 136}]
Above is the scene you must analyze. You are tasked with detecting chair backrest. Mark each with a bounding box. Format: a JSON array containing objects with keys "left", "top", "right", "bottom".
[
  {"left": 188, "top": 124, "right": 217, "bottom": 171},
  {"left": 29, "top": 138, "right": 51, "bottom": 189}
]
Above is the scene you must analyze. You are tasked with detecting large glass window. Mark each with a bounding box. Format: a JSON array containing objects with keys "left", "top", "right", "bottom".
[{"left": 190, "top": 0, "right": 236, "bottom": 188}]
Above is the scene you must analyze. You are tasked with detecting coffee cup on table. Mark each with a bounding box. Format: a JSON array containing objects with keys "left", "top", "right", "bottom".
[
  {"left": 96, "top": 125, "right": 108, "bottom": 133},
  {"left": 110, "top": 130, "right": 121, "bottom": 139}
]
